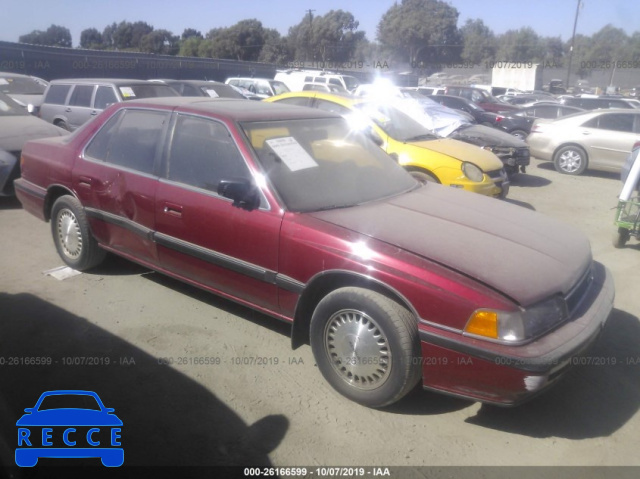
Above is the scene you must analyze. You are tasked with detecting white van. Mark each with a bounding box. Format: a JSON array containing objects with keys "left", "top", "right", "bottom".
[{"left": 274, "top": 70, "right": 360, "bottom": 93}]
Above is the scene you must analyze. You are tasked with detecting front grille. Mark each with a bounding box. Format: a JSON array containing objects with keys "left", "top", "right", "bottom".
[{"left": 565, "top": 267, "right": 594, "bottom": 315}]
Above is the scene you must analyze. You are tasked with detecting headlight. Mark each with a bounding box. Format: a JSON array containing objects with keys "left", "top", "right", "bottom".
[
  {"left": 464, "top": 296, "right": 568, "bottom": 344},
  {"left": 482, "top": 146, "right": 516, "bottom": 159},
  {"left": 461, "top": 162, "right": 484, "bottom": 182}
]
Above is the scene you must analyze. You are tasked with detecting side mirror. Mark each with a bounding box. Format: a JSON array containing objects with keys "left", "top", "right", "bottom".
[{"left": 218, "top": 179, "right": 260, "bottom": 211}]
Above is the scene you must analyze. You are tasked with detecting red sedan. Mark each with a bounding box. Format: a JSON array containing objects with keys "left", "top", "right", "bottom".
[{"left": 15, "top": 97, "right": 614, "bottom": 408}]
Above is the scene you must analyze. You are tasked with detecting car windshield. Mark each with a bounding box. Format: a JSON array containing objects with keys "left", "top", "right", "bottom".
[
  {"left": 0, "top": 92, "right": 29, "bottom": 116},
  {"left": 37, "top": 394, "right": 102, "bottom": 411},
  {"left": 270, "top": 81, "right": 290, "bottom": 96},
  {"left": 242, "top": 117, "right": 416, "bottom": 213},
  {"left": 199, "top": 84, "right": 245, "bottom": 99},
  {"left": 0, "top": 76, "right": 46, "bottom": 95},
  {"left": 118, "top": 84, "right": 179, "bottom": 100},
  {"left": 355, "top": 101, "right": 440, "bottom": 142},
  {"left": 342, "top": 76, "right": 360, "bottom": 91}
]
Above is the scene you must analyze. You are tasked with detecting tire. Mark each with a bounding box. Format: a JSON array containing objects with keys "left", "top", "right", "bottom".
[
  {"left": 554, "top": 145, "right": 588, "bottom": 175},
  {"left": 510, "top": 129, "right": 528, "bottom": 140},
  {"left": 409, "top": 169, "right": 439, "bottom": 184},
  {"left": 51, "top": 195, "right": 106, "bottom": 271},
  {"left": 310, "top": 287, "right": 422, "bottom": 408},
  {"left": 54, "top": 120, "right": 69, "bottom": 131},
  {"left": 613, "top": 227, "right": 630, "bottom": 248},
  {"left": 505, "top": 165, "right": 519, "bottom": 178}
]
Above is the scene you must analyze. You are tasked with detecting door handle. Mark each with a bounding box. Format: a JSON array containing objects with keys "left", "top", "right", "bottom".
[
  {"left": 163, "top": 202, "right": 183, "bottom": 217},
  {"left": 65, "top": 108, "right": 72, "bottom": 112},
  {"left": 581, "top": 131, "right": 591, "bottom": 135},
  {"left": 90, "top": 110, "right": 98, "bottom": 116},
  {"left": 77, "top": 176, "right": 93, "bottom": 188}
]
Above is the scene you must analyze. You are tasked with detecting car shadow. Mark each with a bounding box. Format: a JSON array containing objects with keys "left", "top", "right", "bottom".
[
  {"left": 0, "top": 196, "right": 22, "bottom": 210},
  {"left": 143, "top": 272, "right": 293, "bottom": 338},
  {"left": 0, "top": 292, "right": 289, "bottom": 476},
  {"left": 464, "top": 308, "right": 640, "bottom": 439},
  {"left": 502, "top": 197, "right": 536, "bottom": 210},
  {"left": 508, "top": 173, "right": 551, "bottom": 188},
  {"left": 87, "top": 254, "right": 153, "bottom": 277},
  {"left": 534, "top": 162, "right": 621, "bottom": 181}
]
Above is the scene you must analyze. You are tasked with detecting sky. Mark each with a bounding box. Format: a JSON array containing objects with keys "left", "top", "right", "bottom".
[{"left": 1, "top": 0, "right": 638, "bottom": 47}]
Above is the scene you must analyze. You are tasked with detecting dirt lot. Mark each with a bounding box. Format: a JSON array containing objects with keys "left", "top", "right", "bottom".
[{"left": 0, "top": 157, "right": 639, "bottom": 475}]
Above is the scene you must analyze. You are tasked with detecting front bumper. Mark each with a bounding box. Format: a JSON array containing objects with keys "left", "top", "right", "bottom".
[{"left": 417, "top": 261, "right": 614, "bottom": 406}]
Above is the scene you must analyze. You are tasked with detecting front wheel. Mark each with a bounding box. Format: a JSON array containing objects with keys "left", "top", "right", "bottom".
[
  {"left": 510, "top": 129, "right": 528, "bottom": 140},
  {"left": 408, "top": 169, "right": 439, "bottom": 184},
  {"left": 51, "top": 195, "right": 106, "bottom": 271},
  {"left": 310, "top": 287, "right": 421, "bottom": 408},
  {"left": 554, "top": 145, "right": 588, "bottom": 175}
]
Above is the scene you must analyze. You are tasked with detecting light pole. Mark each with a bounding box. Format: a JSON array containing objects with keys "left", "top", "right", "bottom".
[{"left": 565, "top": 0, "right": 583, "bottom": 89}]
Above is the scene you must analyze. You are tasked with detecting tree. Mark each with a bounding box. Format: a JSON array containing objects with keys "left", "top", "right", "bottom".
[
  {"left": 181, "top": 28, "right": 203, "bottom": 40},
  {"left": 19, "top": 24, "right": 72, "bottom": 48},
  {"left": 179, "top": 36, "right": 203, "bottom": 57},
  {"left": 199, "top": 20, "right": 266, "bottom": 61},
  {"left": 586, "top": 24, "right": 628, "bottom": 62},
  {"left": 102, "top": 22, "right": 118, "bottom": 49},
  {"left": 287, "top": 10, "right": 367, "bottom": 63},
  {"left": 460, "top": 19, "right": 496, "bottom": 65},
  {"left": 258, "top": 28, "right": 291, "bottom": 64},
  {"left": 495, "top": 27, "right": 545, "bottom": 63},
  {"left": 80, "top": 28, "right": 103, "bottom": 49},
  {"left": 140, "top": 29, "right": 179, "bottom": 55},
  {"left": 377, "top": 0, "right": 462, "bottom": 66}
]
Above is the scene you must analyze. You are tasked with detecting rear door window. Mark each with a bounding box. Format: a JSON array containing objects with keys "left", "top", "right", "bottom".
[
  {"left": 69, "top": 85, "right": 94, "bottom": 108},
  {"left": 84, "top": 109, "right": 168, "bottom": 175}
]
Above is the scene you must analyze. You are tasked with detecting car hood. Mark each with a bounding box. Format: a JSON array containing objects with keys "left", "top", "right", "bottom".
[
  {"left": 309, "top": 186, "right": 591, "bottom": 306},
  {"left": 0, "top": 117, "right": 67, "bottom": 151},
  {"left": 452, "top": 124, "right": 528, "bottom": 148},
  {"left": 407, "top": 137, "right": 504, "bottom": 171},
  {"left": 16, "top": 409, "right": 123, "bottom": 426},
  {"left": 7, "top": 93, "right": 43, "bottom": 108}
]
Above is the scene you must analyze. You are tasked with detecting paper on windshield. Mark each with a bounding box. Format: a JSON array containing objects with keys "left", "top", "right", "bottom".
[
  {"left": 266, "top": 137, "right": 318, "bottom": 172},
  {"left": 205, "top": 89, "right": 219, "bottom": 98},
  {"left": 120, "top": 87, "right": 136, "bottom": 98}
]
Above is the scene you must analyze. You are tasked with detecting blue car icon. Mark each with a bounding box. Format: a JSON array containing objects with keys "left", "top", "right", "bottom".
[{"left": 16, "top": 390, "right": 123, "bottom": 467}]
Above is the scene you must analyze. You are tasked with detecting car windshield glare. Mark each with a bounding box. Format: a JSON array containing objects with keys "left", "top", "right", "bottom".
[
  {"left": 118, "top": 84, "right": 179, "bottom": 100},
  {"left": 356, "top": 101, "right": 439, "bottom": 142},
  {"left": 242, "top": 117, "right": 416, "bottom": 213}
]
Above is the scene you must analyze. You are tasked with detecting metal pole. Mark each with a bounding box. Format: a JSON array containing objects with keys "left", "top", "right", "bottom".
[{"left": 565, "top": 0, "right": 582, "bottom": 89}]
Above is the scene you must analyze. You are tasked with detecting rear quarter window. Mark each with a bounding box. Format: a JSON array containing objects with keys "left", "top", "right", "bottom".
[{"left": 45, "top": 84, "right": 71, "bottom": 105}]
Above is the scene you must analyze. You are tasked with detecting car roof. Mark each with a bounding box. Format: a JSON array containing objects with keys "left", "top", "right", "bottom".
[
  {"left": 49, "top": 78, "right": 158, "bottom": 85},
  {"left": 118, "top": 96, "right": 341, "bottom": 122}
]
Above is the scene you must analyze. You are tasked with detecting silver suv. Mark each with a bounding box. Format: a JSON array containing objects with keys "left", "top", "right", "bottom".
[{"left": 39, "top": 78, "right": 178, "bottom": 131}]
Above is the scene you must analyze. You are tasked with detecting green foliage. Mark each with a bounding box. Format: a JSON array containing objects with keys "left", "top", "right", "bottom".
[
  {"left": 377, "top": 0, "right": 462, "bottom": 65},
  {"left": 288, "top": 10, "right": 367, "bottom": 62},
  {"left": 19, "top": 24, "right": 72, "bottom": 48},
  {"left": 460, "top": 19, "right": 496, "bottom": 65},
  {"left": 80, "top": 28, "right": 103, "bottom": 49},
  {"left": 495, "top": 27, "right": 545, "bottom": 63}
]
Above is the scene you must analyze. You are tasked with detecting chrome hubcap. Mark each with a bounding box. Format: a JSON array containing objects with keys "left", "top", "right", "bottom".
[
  {"left": 57, "top": 209, "right": 82, "bottom": 259},
  {"left": 559, "top": 150, "right": 582, "bottom": 173},
  {"left": 324, "top": 309, "right": 391, "bottom": 390}
]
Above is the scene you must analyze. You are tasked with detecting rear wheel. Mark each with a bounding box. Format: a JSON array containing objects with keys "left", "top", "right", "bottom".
[
  {"left": 613, "top": 227, "right": 630, "bottom": 248},
  {"left": 51, "top": 195, "right": 106, "bottom": 271},
  {"left": 54, "top": 120, "right": 69, "bottom": 131},
  {"left": 510, "top": 129, "right": 528, "bottom": 140},
  {"left": 310, "top": 287, "right": 421, "bottom": 408},
  {"left": 554, "top": 145, "right": 588, "bottom": 175}
]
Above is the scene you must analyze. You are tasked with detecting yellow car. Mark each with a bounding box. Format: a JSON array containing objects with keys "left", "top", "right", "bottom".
[{"left": 264, "top": 91, "right": 509, "bottom": 198}]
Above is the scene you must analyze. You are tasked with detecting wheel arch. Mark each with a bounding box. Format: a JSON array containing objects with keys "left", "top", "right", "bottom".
[
  {"left": 44, "top": 184, "right": 77, "bottom": 221},
  {"left": 291, "top": 270, "right": 419, "bottom": 349}
]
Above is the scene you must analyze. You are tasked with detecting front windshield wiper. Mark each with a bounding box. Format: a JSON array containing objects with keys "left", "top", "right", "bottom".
[{"left": 402, "top": 133, "right": 439, "bottom": 142}]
